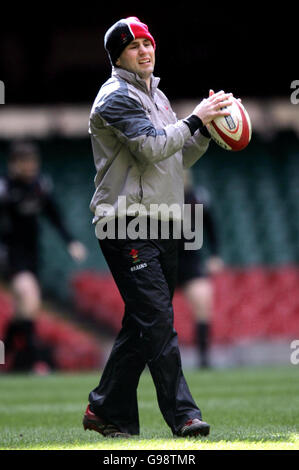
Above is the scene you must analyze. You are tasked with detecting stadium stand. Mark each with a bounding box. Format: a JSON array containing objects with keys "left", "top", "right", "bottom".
[
  {"left": 0, "top": 286, "right": 103, "bottom": 371},
  {"left": 1, "top": 127, "right": 298, "bottom": 359},
  {"left": 71, "top": 265, "right": 299, "bottom": 346}
]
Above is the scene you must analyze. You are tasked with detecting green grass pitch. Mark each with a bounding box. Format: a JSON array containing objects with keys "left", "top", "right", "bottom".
[{"left": 0, "top": 365, "right": 298, "bottom": 450}]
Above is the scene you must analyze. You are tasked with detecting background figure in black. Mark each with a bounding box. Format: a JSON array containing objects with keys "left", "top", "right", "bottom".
[
  {"left": 0, "top": 141, "right": 87, "bottom": 373},
  {"left": 177, "top": 170, "right": 224, "bottom": 368}
]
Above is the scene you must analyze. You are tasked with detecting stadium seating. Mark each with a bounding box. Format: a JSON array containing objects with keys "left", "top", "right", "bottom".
[
  {"left": 71, "top": 265, "right": 299, "bottom": 346},
  {"left": 0, "top": 287, "right": 103, "bottom": 371},
  {"left": 2, "top": 130, "right": 296, "bottom": 305},
  {"left": 1, "top": 130, "right": 299, "bottom": 356}
]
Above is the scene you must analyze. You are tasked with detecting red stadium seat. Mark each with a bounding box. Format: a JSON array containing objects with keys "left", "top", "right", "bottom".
[
  {"left": 71, "top": 266, "right": 299, "bottom": 347},
  {"left": 0, "top": 286, "right": 103, "bottom": 371}
]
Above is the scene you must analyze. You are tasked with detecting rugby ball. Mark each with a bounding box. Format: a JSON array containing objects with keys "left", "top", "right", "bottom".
[{"left": 209, "top": 97, "right": 252, "bottom": 151}]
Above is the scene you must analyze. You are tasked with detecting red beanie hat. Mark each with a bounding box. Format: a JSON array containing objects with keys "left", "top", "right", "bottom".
[{"left": 104, "top": 17, "right": 156, "bottom": 65}]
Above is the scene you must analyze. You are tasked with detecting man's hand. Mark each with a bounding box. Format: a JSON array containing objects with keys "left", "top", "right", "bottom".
[
  {"left": 67, "top": 241, "right": 87, "bottom": 263},
  {"left": 192, "top": 90, "right": 233, "bottom": 126}
]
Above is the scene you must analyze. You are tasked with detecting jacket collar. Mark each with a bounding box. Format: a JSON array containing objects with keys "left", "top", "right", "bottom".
[{"left": 112, "top": 66, "right": 160, "bottom": 97}]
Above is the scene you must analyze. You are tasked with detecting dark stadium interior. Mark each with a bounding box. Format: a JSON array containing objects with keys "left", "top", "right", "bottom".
[{"left": 0, "top": 6, "right": 295, "bottom": 103}]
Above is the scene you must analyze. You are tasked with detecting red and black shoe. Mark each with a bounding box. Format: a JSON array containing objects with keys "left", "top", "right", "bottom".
[
  {"left": 82, "top": 404, "right": 131, "bottom": 438},
  {"left": 175, "top": 418, "right": 210, "bottom": 437}
]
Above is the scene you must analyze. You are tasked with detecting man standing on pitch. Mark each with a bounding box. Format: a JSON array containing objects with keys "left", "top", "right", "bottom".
[{"left": 83, "top": 16, "right": 232, "bottom": 438}]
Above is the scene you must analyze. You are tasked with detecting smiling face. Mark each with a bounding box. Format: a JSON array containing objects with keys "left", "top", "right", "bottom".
[{"left": 116, "top": 37, "right": 155, "bottom": 87}]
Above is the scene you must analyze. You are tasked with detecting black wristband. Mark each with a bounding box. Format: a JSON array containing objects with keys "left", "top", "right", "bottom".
[
  {"left": 200, "top": 125, "right": 211, "bottom": 138},
  {"left": 183, "top": 114, "right": 210, "bottom": 138},
  {"left": 183, "top": 114, "right": 203, "bottom": 136}
]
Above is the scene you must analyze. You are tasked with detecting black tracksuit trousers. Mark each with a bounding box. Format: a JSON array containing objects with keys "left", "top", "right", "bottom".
[{"left": 89, "top": 219, "right": 202, "bottom": 435}]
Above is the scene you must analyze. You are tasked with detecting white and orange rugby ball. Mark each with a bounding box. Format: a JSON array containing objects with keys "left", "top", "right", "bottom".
[{"left": 209, "top": 97, "right": 252, "bottom": 151}]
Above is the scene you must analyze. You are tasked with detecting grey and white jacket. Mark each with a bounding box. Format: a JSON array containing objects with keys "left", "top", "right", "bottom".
[{"left": 89, "top": 67, "right": 210, "bottom": 224}]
